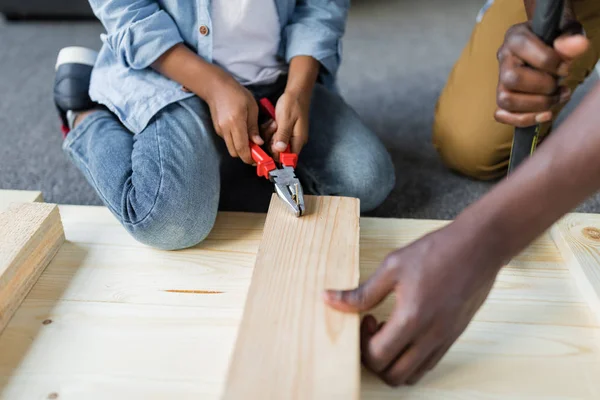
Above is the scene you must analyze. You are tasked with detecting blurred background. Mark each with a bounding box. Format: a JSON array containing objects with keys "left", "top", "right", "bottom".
[{"left": 1, "top": 0, "right": 598, "bottom": 219}]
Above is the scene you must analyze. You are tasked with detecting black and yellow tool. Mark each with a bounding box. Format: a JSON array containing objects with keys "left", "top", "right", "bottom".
[{"left": 507, "top": 0, "right": 564, "bottom": 174}]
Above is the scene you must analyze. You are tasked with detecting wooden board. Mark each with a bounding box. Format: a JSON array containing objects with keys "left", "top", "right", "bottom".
[
  {"left": 0, "top": 203, "right": 65, "bottom": 334},
  {"left": 0, "top": 191, "right": 43, "bottom": 213},
  {"left": 360, "top": 219, "right": 600, "bottom": 399},
  {"left": 0, "top": 206, "right": 265, "bottom": 400},
  {"left": 0, "top": 190, "right": 599, "bottom": 399},
  {"left": 223, "top": 196, "right": 360, "bottom": 400},
  {"left": 552, "top": 213, "right": 600, "bottom": 323}
]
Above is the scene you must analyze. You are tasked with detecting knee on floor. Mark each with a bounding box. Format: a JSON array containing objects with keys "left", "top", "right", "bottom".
[
  {"left": 433, "top": 117, "right": 505, "bottom": 181},
  {"left": 340, "top": 152, "right": 396, "bottom": 213},
  {"left": 125, "top": 198, "right": 219, "bottom": 251}
]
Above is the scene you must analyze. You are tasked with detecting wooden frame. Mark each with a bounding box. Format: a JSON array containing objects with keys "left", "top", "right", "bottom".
[
  {"left": 551, "top": 213, "right": 600, "bottom": 323},
  {"left": 1, "top": 190, "right": 600, "bottom": 399}
]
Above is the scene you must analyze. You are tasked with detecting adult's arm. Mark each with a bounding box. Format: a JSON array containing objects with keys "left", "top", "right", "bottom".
[
  {"left": 325, "top": 78, "right": 600, "bottom": 387},
  {"left": 325, "top": 10, "right": 599, "bottom": 386}
]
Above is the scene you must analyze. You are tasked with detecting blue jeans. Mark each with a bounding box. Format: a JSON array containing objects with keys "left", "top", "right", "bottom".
[{"left": 63, "top": 83, "right": 395, "bottom": 250}]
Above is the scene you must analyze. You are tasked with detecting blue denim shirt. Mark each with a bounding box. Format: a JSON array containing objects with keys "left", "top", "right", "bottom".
[{"left": 88, "top": 0, "right": 349, "bottom": 134}]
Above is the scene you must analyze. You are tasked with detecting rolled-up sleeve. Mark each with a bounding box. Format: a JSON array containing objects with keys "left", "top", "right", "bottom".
[
  {"left": 90, "top": 0, "right": 183, "bottom": 70},
  {"left": 283, "top": 0, "right": 350, "bottom": 79}
]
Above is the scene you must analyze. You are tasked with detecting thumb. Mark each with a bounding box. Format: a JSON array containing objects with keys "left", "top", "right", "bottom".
[
  {"left": 324, "top": 266, "right": 396, "bottom": 313},
  {"left": 554, "top": 34, "right": 590, "bottom": 62},
  {"left": 272, "top": 116, "right": 293, "bottom": 154}
]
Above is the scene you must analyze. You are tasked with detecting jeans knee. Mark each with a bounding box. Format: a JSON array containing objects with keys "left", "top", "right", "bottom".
[
  {"left": 342, "top": 152, "right": 395, "bottom": 212},
  {"left": 126, "top": 198, "right": 219, "bottom": 251}
]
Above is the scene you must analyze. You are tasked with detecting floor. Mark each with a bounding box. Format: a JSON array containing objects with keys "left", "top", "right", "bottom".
[{"left": 1, "top": 0, "right": 598, "bottom": 219}]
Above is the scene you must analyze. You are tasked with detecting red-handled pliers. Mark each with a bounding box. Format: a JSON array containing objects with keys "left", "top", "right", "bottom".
[{"left": 249, "top": 98, "right": 305, "bottom": 217}]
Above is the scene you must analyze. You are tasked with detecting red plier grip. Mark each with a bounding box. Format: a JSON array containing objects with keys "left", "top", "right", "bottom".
[
  {"left": 250, "top": 143, "right": 276, "bottom": 179},
  {"left": 258, "top": 98, "right": 298, "bottom": 169}
]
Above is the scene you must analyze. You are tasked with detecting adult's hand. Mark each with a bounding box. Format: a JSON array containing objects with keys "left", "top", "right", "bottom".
[
  {"left": 495, "top": 21, "right": 589, "bottom": 127},
  {"left": 324, "top": 221, "right": 505, "bottom": 386}
]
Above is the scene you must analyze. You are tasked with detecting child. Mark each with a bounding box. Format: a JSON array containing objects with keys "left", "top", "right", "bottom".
[{"left": 54, "top": 0, "right": 395, "bottom": 250}]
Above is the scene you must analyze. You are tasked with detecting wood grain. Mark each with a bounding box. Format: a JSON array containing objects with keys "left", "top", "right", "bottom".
[
  {"left": 361, "top": 218, "right": 600, "bottom": 399},
  {"left": 552, "top": 213, "right": 600, "bottom": 324},
  {"left": 1, "top": 192, "right": 599, "bottom": 399},
  {"left": 222, "top": 195, "right": 361, "bottom": 400},
  {"left": 0, "top": 191, "right": 43, "bottom": 213},
  {"left": 0, "top": 203, "right": 64, "bottom": 334}
]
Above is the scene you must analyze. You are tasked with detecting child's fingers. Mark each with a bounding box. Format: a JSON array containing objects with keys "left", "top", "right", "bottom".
[
  {"left": 261, "top": 120, "right": 277, "bottom": 147},
  {"left": 290, "top": 118, "right": 308, "bottom": 155},
  {"left": 260, "top": 119, "right": 277, "bottom": 135},
  {"left": 272, "top": 116, "right": 294, "bottom": 154},
  {"left": 247, "top": 102, "right": 262, "bottom": 145},
  {"left": 222, "top": 131, "right": 238, "bottom": 159},
  {"left": 231, "top": 119, "right": 253, "bottom": 164}
]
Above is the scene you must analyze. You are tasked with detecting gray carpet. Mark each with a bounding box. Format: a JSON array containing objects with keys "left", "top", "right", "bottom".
[{"left": 1, "top": 0, "right": 598, "bottom": 219}]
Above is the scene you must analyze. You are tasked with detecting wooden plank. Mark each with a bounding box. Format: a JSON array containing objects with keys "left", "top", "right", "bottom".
[
  {"left": 551, "top": 213, "right": 600, "bottom": 323},
  {"left": 1, "top": 206, "right": 600, "bottom": 399},
  {"left": 0, "top": 203, "right": 64, "bottom": 334},
  {"left": 222, "top": 195, "right": 361, "bottom": 400},
  {"left": 0, "top": 190, "right": 43, "bottom": 213}
]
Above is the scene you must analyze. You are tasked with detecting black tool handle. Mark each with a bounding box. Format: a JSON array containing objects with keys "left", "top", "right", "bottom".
[
  {"left": 507, "top": 0, "right": 564, "bottom": 174},
  {"left": 532, "top": 0, "right": 564, "bottom": 44}
]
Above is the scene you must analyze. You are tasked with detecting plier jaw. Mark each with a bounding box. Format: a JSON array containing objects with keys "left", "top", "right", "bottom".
[
  {"left": 270, "top": 166, "right": 305, "bottom": 217},
  {"left": 249, "top": 98, "right": 306, "bottom": 217}
]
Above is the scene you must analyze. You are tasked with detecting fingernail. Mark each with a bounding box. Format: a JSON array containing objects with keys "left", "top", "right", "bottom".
[
  {"left": 560, "top": 87, "right": 572, "bottom": 103},
  {"left": 535, "top": 112, "right": 552, "bottom": 123},
  {"left": 269, "top": 120, "right": 277, "bottom": 130},
  {"left": 274, "top": 141, "right": 287, "bottom": 151},
  {"left": 558, "top": 62, "right": 570, "bottom": 77},
  {"left": 323, "top": 290, "right": 339, "bottom": 302},
  {"left": 252, "top": 135, "right": 264, "bottom": 145},
  {"left": 495, "top": 109, "right": 509, "bottom": 118}
]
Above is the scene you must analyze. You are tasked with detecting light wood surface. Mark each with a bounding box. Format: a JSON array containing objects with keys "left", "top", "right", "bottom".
[
  {"left": 0, "top": 203, "right": 65, "bottom": 334},
  {"left": 360, "top": 219, "right": 600, "bottom": 399},
  {"left": 0, "top": 190, "right": 599, "bottom": 399},
  {"left": 0, "top": 191, "right": 43, "bottom": 213},
  {"left": 223, "top": 196, "right": 360, "bottom": 400},
  {"left": 552, "top": 213, "right": 600, "bottom": 324}
]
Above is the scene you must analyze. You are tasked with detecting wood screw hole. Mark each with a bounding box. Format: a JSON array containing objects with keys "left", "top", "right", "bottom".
[
  {"left": 48, "top": 393, "right": 59, "bottom": 399},
  {"left": 42, "top": 319, "right": 52, "bottom": 325}
]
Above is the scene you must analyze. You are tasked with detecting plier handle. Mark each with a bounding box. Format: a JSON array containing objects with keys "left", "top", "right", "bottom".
[{"left": 249, "top": 98, "right": 305, "bottom": 217}]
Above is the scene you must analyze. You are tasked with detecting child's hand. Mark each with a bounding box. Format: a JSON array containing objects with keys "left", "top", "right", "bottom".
[
  {"left": 270, "top": 90, "right": 310, "bottom": 158},
  {"left": 260, "top": 119, "right": 278, "bottom": 149},
  {"left": 206, "top": 75, "right": 263, "bottom": 164}
]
